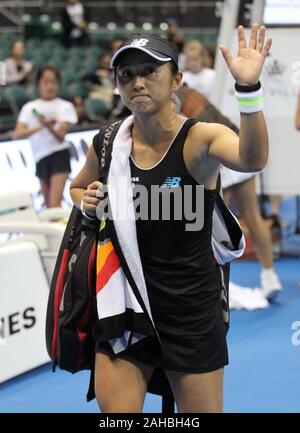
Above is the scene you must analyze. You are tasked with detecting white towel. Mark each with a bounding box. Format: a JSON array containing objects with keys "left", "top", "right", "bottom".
[
  {"left": 229, "top": 281, "right": 269, "bottom": 310},
  {"left": 96, "top": 116, "right": 160, "bottom": 354}
]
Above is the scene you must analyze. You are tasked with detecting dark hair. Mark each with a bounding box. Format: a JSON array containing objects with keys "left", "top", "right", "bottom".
[
  {"left": 170, "top": 60, "right": 179, "bottom": 76},
  {"left": 36, "top": 66, "right": 61, "bottom": 85}
]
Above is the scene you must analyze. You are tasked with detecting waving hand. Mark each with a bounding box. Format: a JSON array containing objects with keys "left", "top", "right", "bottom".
[{"left": 219, "top": 23, "right": 272, "bottom": 86}]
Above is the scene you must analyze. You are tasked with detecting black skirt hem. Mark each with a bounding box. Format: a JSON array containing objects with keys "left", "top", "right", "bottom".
[{"left": 95, "top": 339, "right": 229, "bottom": 374}]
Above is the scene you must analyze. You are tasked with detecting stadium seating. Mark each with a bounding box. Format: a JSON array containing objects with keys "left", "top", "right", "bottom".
[
  {"left": 4, "top": 85, "right": 31, "bottom": 114},
  {"left": 84, "top": 98, "right": 108, "bottom": 122}
]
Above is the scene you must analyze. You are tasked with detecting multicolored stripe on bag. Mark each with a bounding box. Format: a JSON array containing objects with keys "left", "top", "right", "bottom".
[{"left": 96, "top": 218, "right": 121, "bottom": 294}]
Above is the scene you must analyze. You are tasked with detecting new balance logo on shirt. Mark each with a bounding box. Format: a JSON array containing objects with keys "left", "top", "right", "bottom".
[
  {"left": 131, "top": 176, "right": 182, "bottom": 187},
  {"left": 161, "top": 176, "right": 181, "bottom": 187}
]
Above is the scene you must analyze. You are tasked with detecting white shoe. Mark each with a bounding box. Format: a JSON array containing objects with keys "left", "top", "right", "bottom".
[{"left": 260, "top": 268, "right": 282, "bottom": 301}]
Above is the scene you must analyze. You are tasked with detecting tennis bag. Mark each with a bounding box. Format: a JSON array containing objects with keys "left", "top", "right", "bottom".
[{"left": 45, "top": 121, "right": 122, "bottom": 373}]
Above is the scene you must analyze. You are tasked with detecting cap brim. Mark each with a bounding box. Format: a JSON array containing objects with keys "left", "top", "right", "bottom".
[{"left": 110, "top": 46, "right": 172, "bottom": 69}]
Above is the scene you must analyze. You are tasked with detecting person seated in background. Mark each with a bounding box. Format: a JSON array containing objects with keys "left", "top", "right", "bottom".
[
  {"left": 61, "top": 0, "right": 89, "bottom": 47},
  {"left": 82, "top": 52, "right": 112, "bottom": 85},
  {"left": 202, "top": 46, "right": 216, "bottom": 69},
  {"left": 182, "top": 40, "right": 216, "bottom": 101},
  {"left": 4, "top": 40, "right": 33, "bottom": 87},
  {"left": 12, "top": 66, "right": 78, "bottom": 208},
  {"left": 110, "top": 39, "right": 125, "bottom": 55},
  {"left": 166, "top": 24, "right": 186, "bottom": 70},
  {"left": 71, "top": 96, "right": 90, "bottom": 126},
  {"left": 82, "top": 52, "right": 115, "bottom": 115}
]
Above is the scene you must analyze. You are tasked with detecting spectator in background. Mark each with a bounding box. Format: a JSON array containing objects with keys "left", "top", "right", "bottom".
[
  {"left": 110, "top": 39, "right": 125, "bottom": 55},
  {"left": 221, "top": 168, "right": 282, "bottom": 300},
  {"left": 4, "top": 40, "right": 33, "bottom": 87},
  {"left": 82, "top": 52, "right": 115, "bottom": 112},
  {"left": 61, "top": 0, "right": 89, "bottom": 47},
  {"left": 167, "top": 25, "right": 186, "bottom": 70},
  {"left": 108, "top": 39, "right": 129, "bottom": 120},
  {"left": 182, "top": 40, "right": 216, "bottom": 101},
  {"left": 71, "top": 96, "right": 89, "bottom": 126},
  {"left": 12, "top": 66, "right": 78, "bottom": 208},
  {"left": 82, "top": 52, "right": 112, "bottom": 85},
  {"left": 202, "top": 46, "right": 215, "bottom": 69}
]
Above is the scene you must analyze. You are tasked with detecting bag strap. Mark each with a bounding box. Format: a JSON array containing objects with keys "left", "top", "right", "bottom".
[
  {"left": 92, "top": 119, "right": 124, "bottom": 181},
  {"left": 86, "top": 119, "right": 126, "bottom": 402}
]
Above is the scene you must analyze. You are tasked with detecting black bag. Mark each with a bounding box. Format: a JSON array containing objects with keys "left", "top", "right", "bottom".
[
  {"left": 45, "top": 121, "right": 122, "bottom": 373},
  {"left": 45, "top": 206, "right": 99, "bottom": 372}
]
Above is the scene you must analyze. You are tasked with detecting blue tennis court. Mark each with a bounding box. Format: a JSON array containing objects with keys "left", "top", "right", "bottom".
[{"left": 1, "top": 253, "right": 299, "bottom": 413}]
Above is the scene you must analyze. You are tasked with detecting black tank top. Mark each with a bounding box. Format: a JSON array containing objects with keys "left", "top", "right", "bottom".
[{"left": 130, "top": 118, "right": 221, "bottom": 336}]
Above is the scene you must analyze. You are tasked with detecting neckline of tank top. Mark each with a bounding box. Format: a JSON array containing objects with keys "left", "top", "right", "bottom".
[
  {"left": 130, "top": 117, "right": 189, "bottom": 171},
  {"left": 130, "top": 119, "right": 218, "bottom": 195}
]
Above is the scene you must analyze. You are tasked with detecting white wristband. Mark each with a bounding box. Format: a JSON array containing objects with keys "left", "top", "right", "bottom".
[{"left": 235, "top": 88, "right": 264, "bottom": 114}]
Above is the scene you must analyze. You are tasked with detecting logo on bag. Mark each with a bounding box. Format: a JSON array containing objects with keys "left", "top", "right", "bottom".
[{"left": 131, "top": 39, "right": 149, "bottom": 47}]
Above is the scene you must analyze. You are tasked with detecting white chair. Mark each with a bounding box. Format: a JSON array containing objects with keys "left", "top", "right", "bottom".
[
  {"left": 0, "top": 190, "right": 70, "bottom": 282},
  {"left": 0, "top": 190, "right": 71, "bottom": 383}
]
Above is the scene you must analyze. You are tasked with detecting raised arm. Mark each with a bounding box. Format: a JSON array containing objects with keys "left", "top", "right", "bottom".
[{"left": 207, "top": 24, "right": 272, "bottom": 172}]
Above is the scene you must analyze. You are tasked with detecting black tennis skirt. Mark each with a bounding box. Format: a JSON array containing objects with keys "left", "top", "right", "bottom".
[{"left": 95, "top": 299, "right": 228, "bottom": 374}]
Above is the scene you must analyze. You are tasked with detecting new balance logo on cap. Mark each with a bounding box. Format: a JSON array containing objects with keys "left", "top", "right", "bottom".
[
  {"left": 110, "top": 34, "right": 179, "bottom": 69},
  {"left": 131, "top": 39, "right": 149, "bottom": 47},
  {"left": 161, "top": 177, "right": 181, "bottom": 187}
]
